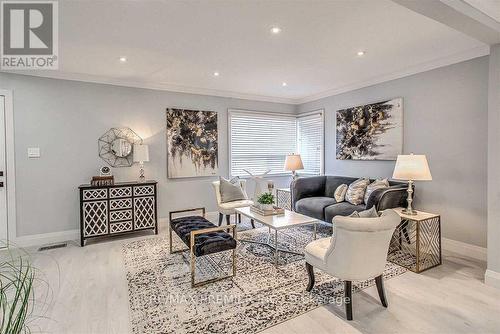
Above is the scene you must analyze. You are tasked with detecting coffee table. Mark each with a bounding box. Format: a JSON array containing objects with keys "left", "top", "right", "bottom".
[{"left": 235, "top": 207, "right": 319, "bottom": 266}]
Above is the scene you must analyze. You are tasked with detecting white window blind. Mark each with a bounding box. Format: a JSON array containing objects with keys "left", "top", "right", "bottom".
[
  {"left": 229, "top": 111, "right": 297, "bottom": 177},
  {"left": 297, "top": 112, "right": 324, "bottom": 175}
]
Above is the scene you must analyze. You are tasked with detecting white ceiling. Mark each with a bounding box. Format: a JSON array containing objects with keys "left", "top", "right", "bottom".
[
  {"left": 12, "top": 0, "right": 489, "bottom": 103},
  {"left": 464, "top": 0, "right": 500, "bottom": 23}
]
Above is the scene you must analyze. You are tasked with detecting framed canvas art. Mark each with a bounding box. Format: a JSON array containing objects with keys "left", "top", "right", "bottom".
[
  {"left": 166, "top": 108, "right": 218, "bottom": 178},
  {"left": 336, "top": 98, "right": 403, "bottom": 160}
]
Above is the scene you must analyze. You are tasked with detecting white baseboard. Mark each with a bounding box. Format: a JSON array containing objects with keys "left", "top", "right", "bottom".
[
  {"left": 10, "top": 219, "right": 171, "bottom": 248},
  {"left": 485, "top": 269, "right": 500, "bottom": 289},
  {"left": 13, "top": 229, "right": 80, "bottom": 248},
  {"left": 442, "top": 237, "right": 487, "bottom": 261}
]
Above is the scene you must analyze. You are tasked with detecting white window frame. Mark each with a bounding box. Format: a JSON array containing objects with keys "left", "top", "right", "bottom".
[
  {"left": 228, "top": 109, "right": 298, "bottom": 177},
  {"left": 228, "top": 108, "right": 324, "bottom": 178},
  {"left": 296, "top": 109, "right": 325, "bottom": 176}
]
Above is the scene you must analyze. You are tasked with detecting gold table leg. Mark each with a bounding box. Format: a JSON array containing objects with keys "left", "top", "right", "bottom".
[{"left": 274, "top": 229, "right": 278, "bottom": 266}]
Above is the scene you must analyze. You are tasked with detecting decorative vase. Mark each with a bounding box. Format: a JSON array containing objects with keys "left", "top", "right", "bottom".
[{"left": 261, "top": 204, "right": 274, "bottom": 211}]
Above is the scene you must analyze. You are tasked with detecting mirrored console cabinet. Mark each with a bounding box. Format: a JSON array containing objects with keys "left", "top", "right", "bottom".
[{"left": 79, "top": 181, "right": 158, "bottom": 246}]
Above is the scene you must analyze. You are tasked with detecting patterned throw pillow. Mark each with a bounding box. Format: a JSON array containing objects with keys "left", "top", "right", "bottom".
[
  {"left": 364, "top": 178, "right": 390, "bottom": 204},
  {"left": 334, "top": 184, "right": 348, "bottom": 202},
  {"left": 348, "top": 206, "right": 379, "bottom": 218},
  {"left": 219, "top": 177, "right": 247, "bottom": 203},
  {"left": 345, "top": 178, "right": 370, "bottom": 205}
]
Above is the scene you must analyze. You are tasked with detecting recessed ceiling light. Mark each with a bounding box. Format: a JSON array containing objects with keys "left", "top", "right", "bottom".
[
  {"left": 282, "top": 82, "right": 287, "bottom": 87},
  {"left": 271, "top": 26, "right": 282, "bottom": 34},
  {"left": 213, "top": 71, "right": 220, "bottom": 77},
  {"left": 357, "top": 51, "right": 366, "bottom": 56},
  {"left": 119, "top": 56, "right": 127, "bottom": 63}
]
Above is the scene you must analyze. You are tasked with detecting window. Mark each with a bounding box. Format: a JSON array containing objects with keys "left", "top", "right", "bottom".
[
  {"left": 229, "top": 110, "right": 297, "bottom": 176},
  {"left": 229, "top": 109, "right": 324, "bottom": 177},
  {"left": 297, "top": 111, "right": 324, "bottom": 175}
]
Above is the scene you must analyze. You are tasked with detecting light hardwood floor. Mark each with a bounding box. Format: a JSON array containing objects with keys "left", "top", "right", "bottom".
[{"left": 23, "top": 215, "right": 500, "bottom": 334}]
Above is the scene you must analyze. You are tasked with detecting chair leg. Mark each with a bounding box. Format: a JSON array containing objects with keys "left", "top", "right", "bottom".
[
  {"left": 225, "top": 215, "right": 231, "bottom": 225},
  {"left": 250, "top": 219, "right": 255, "bottom": 228},
  {"left": 218, "top": 213, "right": 223, "bottom": 226},
  {"left": 345, "top": 281, "right": 353, "bottom": 321},
  {"left": 306, "top": 262, "right": 315, "bottom": 291},
  {"left": 375, "top": 275, "right": 388, "bottom": 307}
]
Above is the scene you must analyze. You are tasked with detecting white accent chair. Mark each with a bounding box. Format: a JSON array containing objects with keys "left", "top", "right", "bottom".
[
  {"left": 212, "top": 180, "right": 254, "bottom": 227},
  {"left": 304, "top": 209, "right": 400, "bottom": 320}
]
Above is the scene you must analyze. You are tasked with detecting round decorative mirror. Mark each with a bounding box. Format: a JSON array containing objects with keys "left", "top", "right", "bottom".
[
  {"left": 111, "top": 138, "right": 132, "bottom": 157},
  {"left": 98, "top": 128, "right": 142, "bottom": 167}
]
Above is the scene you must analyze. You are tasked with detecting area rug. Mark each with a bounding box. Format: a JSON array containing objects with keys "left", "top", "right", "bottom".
[{"left": 123, "top": 224, "right": 407, "bottom": 334}]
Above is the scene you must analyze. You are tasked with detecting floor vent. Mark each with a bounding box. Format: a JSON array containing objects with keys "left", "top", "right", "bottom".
[{"left": 38, "top": 243, "right": 67, "bottom": 251}]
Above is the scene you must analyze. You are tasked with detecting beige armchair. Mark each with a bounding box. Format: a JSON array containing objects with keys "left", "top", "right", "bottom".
[
  {"left": 304, "top": 209, "right": 400, "bottom": 320},
  {"left": 212, "top": 180, "right": 254, "bottom": 227}
]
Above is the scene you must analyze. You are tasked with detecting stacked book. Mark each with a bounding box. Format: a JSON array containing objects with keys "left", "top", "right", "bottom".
[
  {"left": 91, "top": 176, "right": 114, "bottom": 186},
  {"left": 250, "top": 205, "right": 285, "bottom": 216}
]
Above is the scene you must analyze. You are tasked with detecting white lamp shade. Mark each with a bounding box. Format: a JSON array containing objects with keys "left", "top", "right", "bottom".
[
  {"left": 392, "top": 154, "right": 432, "bottom": 181},
  {"left": 133, "top": 144, "right": 149, "bottom": 162},
  {"left": 284, "top": 154, "right": 304, "bottom": 171}
]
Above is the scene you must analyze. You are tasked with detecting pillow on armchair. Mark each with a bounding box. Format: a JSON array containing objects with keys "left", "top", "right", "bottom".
[
  {"left": 349, "top": 206, "right": 379, "bottom": 218},
  {"left": 219, "top": 177, "right": 247, "bottom": 203},
  {"left": 345, "top": 178, "right": 370, "bottom": 205}
]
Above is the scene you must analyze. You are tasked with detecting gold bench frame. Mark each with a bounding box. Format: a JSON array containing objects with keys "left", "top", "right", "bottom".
[{"left": 168, "top": 208, "right": 237, "bottom": 287}]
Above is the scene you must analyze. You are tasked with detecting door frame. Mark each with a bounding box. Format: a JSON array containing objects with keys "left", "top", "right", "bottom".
[{"left": 0, "top": 89, "right": 16, "bottom": 244}]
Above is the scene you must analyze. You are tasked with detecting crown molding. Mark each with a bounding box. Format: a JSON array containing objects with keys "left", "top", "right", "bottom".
[
  {"left": 295, "top": 45, "right": 490, "bottom": 104},
  {"left": 0, "top": 70, "right": 297, "bottom": 105},
  {"left": 1, "top": 45, "right": 489, "bottom": 105}
]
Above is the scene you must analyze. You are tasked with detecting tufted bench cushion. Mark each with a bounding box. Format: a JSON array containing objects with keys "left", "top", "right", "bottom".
[{"left": 170, "top": 215, "right": 237, "bottom": 257}]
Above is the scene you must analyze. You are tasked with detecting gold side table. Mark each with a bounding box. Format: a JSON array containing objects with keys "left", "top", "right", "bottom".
[
  {"left": 388, "top": 207, "right": 442, "bottom": 273},
  {"left": 276, "top": 188, "right": 292, "bottom": 210}
]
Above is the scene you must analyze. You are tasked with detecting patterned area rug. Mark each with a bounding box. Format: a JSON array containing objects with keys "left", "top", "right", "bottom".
[{"left": 123, "top": 223, "right": 407, "bottom": 334}]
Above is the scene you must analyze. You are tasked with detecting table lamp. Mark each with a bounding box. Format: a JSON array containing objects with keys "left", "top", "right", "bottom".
[
  {"left": 133, "top": 144, "right": 149, "bottom": 182},
  {"left": 284, "top": 154, "right": 304, "bottom": 181},
  {"left": 392, "top": 153, "right": 432, "bottom": 215}
]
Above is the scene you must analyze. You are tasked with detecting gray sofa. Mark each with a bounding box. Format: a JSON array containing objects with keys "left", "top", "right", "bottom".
[{"left": 292, "top": 176, "right": 408, "bottom": 223}]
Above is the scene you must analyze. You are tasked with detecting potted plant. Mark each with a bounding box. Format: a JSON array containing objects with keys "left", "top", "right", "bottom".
[
  {"left": 0, "top": 244, "right": 51, "bottom": 334},
  {"left": 257, "top": 192, "right": 275, "bottom": 211}
]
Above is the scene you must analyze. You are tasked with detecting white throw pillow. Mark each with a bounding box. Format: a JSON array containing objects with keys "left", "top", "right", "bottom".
[
  {"left": 334, "top": 184, "right": 348, "bottom": 202},
  {"left": 345, "top": 178, "right": 370, "bottom": 205},
  {"left": 364, "top": 178, "right": 390, "bottom": 204},
  {"left": 219, "top": 177, "right": 247, "bottom": 203}
]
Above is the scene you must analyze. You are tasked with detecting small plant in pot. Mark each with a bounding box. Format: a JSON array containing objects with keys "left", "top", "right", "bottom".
[{"left": 257, "top": 192, "right": 275, "bottom": 211}]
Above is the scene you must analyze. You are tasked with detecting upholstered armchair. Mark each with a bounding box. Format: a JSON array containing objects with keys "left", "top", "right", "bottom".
[
  {"left": 304, "top": 209, "right": 400, "bottom": 320},
  {"left": 212, "top": 180, "right": 254, "bottom": 227}
]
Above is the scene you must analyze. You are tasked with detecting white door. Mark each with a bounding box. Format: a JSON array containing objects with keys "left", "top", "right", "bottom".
[{"left": 0, "top": 96, "right": 7, "bottom": 244}]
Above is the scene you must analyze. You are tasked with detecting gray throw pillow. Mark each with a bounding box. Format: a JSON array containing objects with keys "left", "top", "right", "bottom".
[
  {"left": 349, "top": 211, "right": 360, "bottom": 218},
  {"left": 345, "top": 178, "right": 370, "bottom": 205},
  {"left": 349, "top": 206, "right": 379, "bottom": 218},
  {"left": 334, "top": 184, "right": 348, "bottom": 202},
  {"left": 219, "top": 177, "right": 247, "bottom": 203},
  {"left": 364, "top": 178, "right": 390, "bottom": 203}
]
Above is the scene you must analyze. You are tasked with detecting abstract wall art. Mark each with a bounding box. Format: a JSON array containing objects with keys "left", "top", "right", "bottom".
[
  {"left": 336, "top": 98, "right": 403, "bottom": 160},
  {"left": 166, "top": 108, "right": 218, "bottom": 178}
]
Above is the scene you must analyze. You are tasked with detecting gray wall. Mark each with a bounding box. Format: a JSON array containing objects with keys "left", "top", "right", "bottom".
[
  {"left": 298, "top": 57, "right": 489, "bottom": 247},
  {"left": 487, "top": 45, "right": 500, "bottom": 272},
  {"left": 0, "top": 56, "right": 489, "bottom": 248},
  {"left": 0, "top": 73, "right": 294, "bottom": 237}
]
